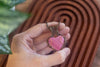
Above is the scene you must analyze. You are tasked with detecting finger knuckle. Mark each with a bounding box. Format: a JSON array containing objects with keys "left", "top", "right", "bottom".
[
  {"left": 37, "top": 24, "right": 42, "bottom": 27},
  {"left": 58, "top": 53, "right": 65, "bottom": 63},
  {"left": 13, "top": 33, "right": 24, "bottom": 41},
  {"left": 13, "top": 34, "right": 20, "bottom": 40}
]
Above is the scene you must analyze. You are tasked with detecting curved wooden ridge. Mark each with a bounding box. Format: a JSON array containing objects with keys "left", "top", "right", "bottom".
[{"left": 0, "top": 0, "right": 100, "bottom": 67}]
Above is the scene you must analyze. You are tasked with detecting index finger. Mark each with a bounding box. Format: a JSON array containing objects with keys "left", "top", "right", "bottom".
[{"left": 24, "top": 22, "right": 66, "bottom": 38}]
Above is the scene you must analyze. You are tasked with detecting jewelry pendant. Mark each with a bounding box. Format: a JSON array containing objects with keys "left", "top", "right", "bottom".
[
  {"left": 48, "top": 35, "right": 65, "bottom": 50},
  {"left": 46, "top": 22, "right": 66, "bottom": 51}
]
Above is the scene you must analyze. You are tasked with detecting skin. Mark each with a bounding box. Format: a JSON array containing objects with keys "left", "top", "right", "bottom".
[{"left": 6, "top": 22, "right": 71, "bottom": 67}]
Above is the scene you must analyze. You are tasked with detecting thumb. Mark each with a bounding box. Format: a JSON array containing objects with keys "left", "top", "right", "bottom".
[{"left": 42, "top": 48, "right": 70, "bottom": 67}]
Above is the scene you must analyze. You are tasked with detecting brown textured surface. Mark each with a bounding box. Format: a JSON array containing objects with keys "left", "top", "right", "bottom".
[{"left": 0, "top": 0, "right": 100, "bottom": 67}]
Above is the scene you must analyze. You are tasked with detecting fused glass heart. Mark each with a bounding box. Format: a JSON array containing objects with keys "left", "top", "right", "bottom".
[{"left": 48, "top": 35, "right": 64, "bottom": 50}]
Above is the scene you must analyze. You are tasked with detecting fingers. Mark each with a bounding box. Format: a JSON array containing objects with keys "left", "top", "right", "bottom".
[
  {"left": 33, "top": 26, "right": 70, "bottom": 45},
  {"left": 34, "top": 33, "right": 71, "bottom": 52},
  {"left": 33, "top": 32, "right": 51, "bottom": 45},
  {"left": 34, "top": 42, "right": 48, "bottom": 51},
  {"left": 65, "top": 33, "right": 71, "bottom": 40},
  {"left": 34, "top": 41, "right": 53, "bottom": 54},
  {"left": 34, "top": 33, "right": 70, "bottom": 52},
  {"left": 37, "top": 47, "right": 53, "bottom": 55},
  {"left": 59, "top": 26, "right": 70, "bottom": 40},
  {"left": 59, "top": 27, "right": 70, "bottom": 35},
  {"left": 42, "top": 48, "right": 70, "bottom": 67},
  {"left": 33, "top": 25, "right": 70, "bottom": 52},
  {"left": 23, "top": 22, "right": 65, "bottom": 38}
]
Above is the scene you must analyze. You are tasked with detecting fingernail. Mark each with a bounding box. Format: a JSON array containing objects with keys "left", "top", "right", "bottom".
[
  {"left": 66, "top": 33, "right": 71, "bottom": 40},
  {"left": 66, "top": 27, "right": 70, "bottom": 32},
  {"left": 60, "top": 22, "right": 65, "bottom": 26},
  {"left": 63, "top": 48, "right": 70, "bottom": 55}
]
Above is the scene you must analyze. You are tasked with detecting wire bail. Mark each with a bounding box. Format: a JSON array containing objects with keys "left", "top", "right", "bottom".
[{"left": 46, "top": 22, "right": 60, "bottom": 36}]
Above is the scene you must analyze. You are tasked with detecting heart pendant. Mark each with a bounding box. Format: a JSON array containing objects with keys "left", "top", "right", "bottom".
[
  {"left": 48, "top": 35, "right": 65, "bottom": 50},
  {"left": 46, "top": 22, "right": 66, "bottom": 51}
]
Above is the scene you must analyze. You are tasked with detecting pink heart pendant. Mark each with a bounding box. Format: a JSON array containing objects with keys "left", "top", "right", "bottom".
[{"left": 48, "top": 35, "right": 64, "bottom": 50}]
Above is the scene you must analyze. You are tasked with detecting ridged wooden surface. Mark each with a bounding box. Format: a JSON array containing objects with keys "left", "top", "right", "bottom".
[{"left": 0, "top": 0, "right": 100, "bottom": 67}]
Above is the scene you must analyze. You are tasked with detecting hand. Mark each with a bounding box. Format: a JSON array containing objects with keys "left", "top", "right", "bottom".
[{"left": 6, "top": 22, "right": 71, "bottom": 67}]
